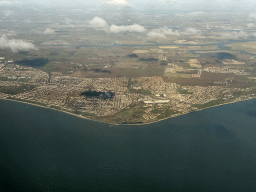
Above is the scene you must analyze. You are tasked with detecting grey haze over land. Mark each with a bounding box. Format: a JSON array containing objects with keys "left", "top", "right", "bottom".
[{"left": 1, "top": 0, "right": 256, "bottom": 52}]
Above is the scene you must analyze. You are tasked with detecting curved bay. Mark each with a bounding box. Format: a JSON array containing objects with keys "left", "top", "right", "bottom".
[{"left": 0, "top": 99, "right": 256, "bottom": 192}]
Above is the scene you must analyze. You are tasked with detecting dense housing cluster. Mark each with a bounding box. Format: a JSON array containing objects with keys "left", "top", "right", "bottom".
[{"left": 0, "top": 59, "right": 255, "bottom": 124}]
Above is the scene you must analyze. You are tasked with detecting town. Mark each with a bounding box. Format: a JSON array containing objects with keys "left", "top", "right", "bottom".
[{"left": 0, "top": 55, "right": 255, "bottom": 124}]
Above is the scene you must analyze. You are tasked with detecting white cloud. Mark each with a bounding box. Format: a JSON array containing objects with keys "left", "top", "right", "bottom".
[
  {"left": 109, "top": 24, "right": 146, "bottom": 33},
  {"left": 0, "top": 35, "right": 36, "bottom": 52},
  {"left": 147, "top": 27, "right": 180, "bottom": 38},
  {"left": 222, "top": 31, "right": 249, "bottom": 39},
  {"left": 188, "top": 11, "right": 205, "bottom": 16},
  {"left": 89, "top": 17, "right": 109, "bottom": 30},
  {"left": 249, "top": 13, "right": 256, "bottom": 19},
  {"left": 160, "top": 0, "right": 180, "bottom": 3},
  {"left": 163, "top": 28, "right": 181, "bottom": 36},
  {"left": 0, "top": 0, "right": 26, "bottom": 6},
  {"left": 65, "top": 18, "right": 72, "bottom": 24},
  {"left": 147, "top": 32, "right": 166, "bottom": 38},
  {"left": 3, "top": 9, "right": 12, "bottom": 16},
  {"left": 182, "top": 27, "right": 201, "bottom": 35},
  {"left": 217, "top": 0, "right": 255, "bottom": 2},
  {"left": 147, "top": 27, "right": 200, "bottom": 38},
  {"left": 43, "top": 28, "right": 55, "bottom": 34},
  {"left": 89, "top": 17, "right": 145, "bottom": 33},
  {"left": 0, "top": 0, "right": 12, "bottom": 5},
  {"left": 247, "top": 23, "right": 255, "bottom": 28},
  {"left": 101, "top": 0, "right": 132, "bottom": 7}
]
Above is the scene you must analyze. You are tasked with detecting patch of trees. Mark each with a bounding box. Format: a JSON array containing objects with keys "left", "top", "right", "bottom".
[
  {"left": 92, "top": 68, "right": 111, "bottom": 74},
  {"left": 127, "top": 54, "right": 138, "bottom": 58},
  {"left": 81, "top": 90, "right": 115, "bottom": 100},
  {"left": 139, "top": 58, "right": 158, "bottom": 62},
  {"left": 160, "top": 62, "right": 168, "bottom": 65},
  {"left": 83, "top": 68, "right": 111, "bottom": 74},
  {"left": 16, "top": 58, "right": 49, "bottom": 67}
]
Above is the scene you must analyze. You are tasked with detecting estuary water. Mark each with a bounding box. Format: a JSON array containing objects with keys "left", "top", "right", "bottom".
[{"left": 1, "top": 99, "right": 256, "bottom": 192}]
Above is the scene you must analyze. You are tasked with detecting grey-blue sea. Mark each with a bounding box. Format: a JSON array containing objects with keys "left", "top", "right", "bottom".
[{"left": 1, "top": 99, "right": 256, "bottom": 192}]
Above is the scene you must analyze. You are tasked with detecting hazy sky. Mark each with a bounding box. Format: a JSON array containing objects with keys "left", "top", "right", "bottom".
[{"left": 1, "top": 0, "right": 256, "bottom": 11}]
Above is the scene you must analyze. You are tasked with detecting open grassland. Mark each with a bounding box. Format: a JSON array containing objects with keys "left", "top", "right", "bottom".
[
  {"left": 181, "top": 52, "right": 200, "bottom": 58},
  {"left": 164, "top": 72, "right": 233, "bottom": 86},
  {"left": 99, "top": 102, "right": 147, "bottom": 124},
  {"left": 150, "top": 106, "right": 179, "bottom": 121},
  {"left": 164, "top": 72, "right": 192, "bottom": 79},
  {"left": 159, "top": 46, "right": 179, "bottom": 49},
  {"left": 114, "top": 62, "right": 141, "bottom": 69},
  {"left": 0, "top": 84, "right": 36, "bottom": 95},
  {"left": 188, "top": 59, "right": 202, "bottom": 68},
  {"left": 193, "top": 99, "right": 225, "bottom": 109},
  {"left": 121, "top": 68, "right": 164, "bottom": 77},
  {"left": 190, "top": 45, "right": 220, "bottom": 50},
  {"left": 195, "top": 50, "right": 236, "bottom": 54},
  {"left": 228, "top": 42, "right": 256, "bottom": 53}
]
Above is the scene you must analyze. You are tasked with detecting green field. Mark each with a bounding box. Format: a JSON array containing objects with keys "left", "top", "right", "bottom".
[
  {"left": 194, "top": 99, "right": 225, "bottom": 109},
  {"left": 100, "top": 102, "right": 146, "bottom": 124},
  {"left": 0, "top": 84, "right": 36, "bottom": 95},
  {"left": 0, "top": 77, "right": 16, "bottom": 81},
  {"left": 151, "top": 106, "right": 179, "bottom": 120},
  {"left": 17, "top": 78, "right": 30, "bottom": 82},
  {"left": 178, "top": 89, "right": 193, "bottom": 94},
  {"left": 72, "top": 110, "right": 96, "bottom": 117}
]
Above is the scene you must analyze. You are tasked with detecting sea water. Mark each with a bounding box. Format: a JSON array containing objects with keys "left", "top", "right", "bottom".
[{"left": 1, "top": 99, "right": 256, "bottom": 192}]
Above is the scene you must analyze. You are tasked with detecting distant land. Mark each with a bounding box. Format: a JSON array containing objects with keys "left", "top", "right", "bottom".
[{"left": 1, "top": 9, "right": 256, "bottom": 124}]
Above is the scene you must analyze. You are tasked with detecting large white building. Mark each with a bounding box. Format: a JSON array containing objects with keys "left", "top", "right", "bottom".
[{"left": 144, "top": 100, "right": 170, "bottom": 104}]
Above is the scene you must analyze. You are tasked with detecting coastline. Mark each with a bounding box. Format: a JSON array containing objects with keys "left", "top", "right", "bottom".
[
  {"left": 0, "top": 97, "right": 255, "bottom": 126},
  {"left": 0, "top": 97, "right": 107, "bottom": 125},
  {"left": 130, "top": 97, "right": 256, "bottom": 126}
]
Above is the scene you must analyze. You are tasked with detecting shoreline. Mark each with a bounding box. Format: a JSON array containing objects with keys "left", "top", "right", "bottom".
[
  {"left": 0, "top": 97, "right": 255, "bottom": 126},
  {"left": 0, "top": 97, "right": 107, "bottom": 125}
]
